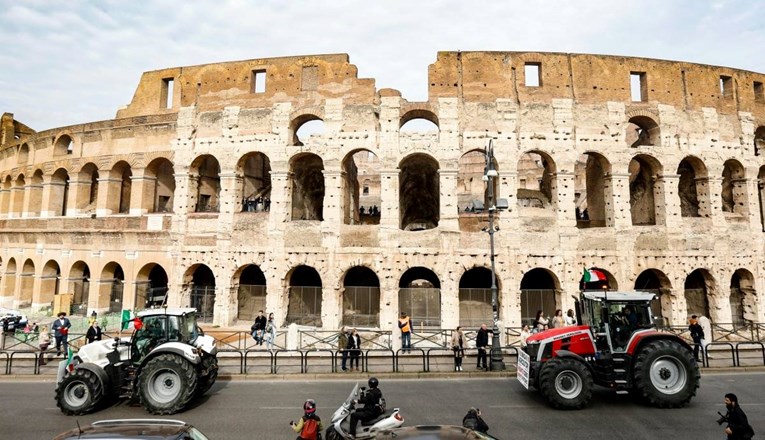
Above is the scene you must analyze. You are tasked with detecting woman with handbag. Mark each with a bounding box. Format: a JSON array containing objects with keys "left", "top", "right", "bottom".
[
  {"left": 451, "top": 326, "right": 465, "bottom": 371},
  {"left": 38, "top": 325, "right": 51, "bottom": 366}
]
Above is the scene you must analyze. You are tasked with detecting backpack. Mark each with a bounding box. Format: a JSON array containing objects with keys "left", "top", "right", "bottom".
[{"left": 301, "top": 416, "right": 320, "bottom": 440}]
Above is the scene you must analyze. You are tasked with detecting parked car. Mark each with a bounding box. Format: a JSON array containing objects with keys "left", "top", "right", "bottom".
[
  {"left": 376, "top": 425, "right": 499, "bottom": 440},
  {"left": 53, "top": 419, "right": 210, "bottom": 440},
  {"left": 0, "top": 308, "right": 28, "bottom": 333}
]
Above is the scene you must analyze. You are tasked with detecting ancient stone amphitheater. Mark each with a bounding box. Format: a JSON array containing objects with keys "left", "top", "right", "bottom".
[{"left": 1, "top": 52, "right": 763, "bottom": 340}]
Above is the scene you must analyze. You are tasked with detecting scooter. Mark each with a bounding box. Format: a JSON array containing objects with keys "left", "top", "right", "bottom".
[{"left": 325, "top": 383, "right": 404, "bottom": 440}]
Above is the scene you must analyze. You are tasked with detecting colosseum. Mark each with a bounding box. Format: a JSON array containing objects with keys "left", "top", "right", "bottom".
[{"left": 1, "top": 51, "right": 764, "bottom": 343}]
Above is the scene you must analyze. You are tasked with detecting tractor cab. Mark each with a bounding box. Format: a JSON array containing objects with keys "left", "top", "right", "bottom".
[
  {"left": 578, "top": 291, "right": 656, "bottom": 352},
  {"left": 130, "top": 308, "right": 200, "bottom": 363}
]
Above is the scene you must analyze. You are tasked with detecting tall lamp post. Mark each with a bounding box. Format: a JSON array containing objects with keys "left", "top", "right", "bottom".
[{"left": 483, "top": 140, "right": 505, "bottom": 371}]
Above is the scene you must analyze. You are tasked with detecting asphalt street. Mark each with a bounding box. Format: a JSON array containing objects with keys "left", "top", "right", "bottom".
[{"left": 0, "top": 373, "right": 762, "bottom": 439}]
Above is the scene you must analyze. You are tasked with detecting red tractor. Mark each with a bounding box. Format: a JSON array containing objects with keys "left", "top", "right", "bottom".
[{"left": 517, "top": 291, "right": 700, "bottom": 409}]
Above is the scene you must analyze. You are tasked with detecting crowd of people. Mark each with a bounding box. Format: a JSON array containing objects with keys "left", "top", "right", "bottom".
[
  {"left": 358, "top": 205, "right": 380, "bottom": 217},
  {"left": 242, "top": 196, "right": 271, "bottom": 212}
]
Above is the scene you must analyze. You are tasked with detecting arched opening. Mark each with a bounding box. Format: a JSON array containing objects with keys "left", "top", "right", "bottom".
[
  {"left": 627, "top": 115, "right": 660, "bottom": 147},
  {"left": 100, "top": 262, "right": 124, "bottom": 314},
  {"left": 517, "top": 151, "right": 556, "bottom": 211},
  {"left": 238, "top": 152, "right": 271, "bottom": 213},
  {"left": 19, "top": 259, "right": 35, "bottom": 307},
  {"left": 400, "top": 109, "right": 439, "bottom": 132},
  {"left": 721, "top": 159, "right": 748, "bottom": 218},
  {"left": 634, "top": 269, "right": 673, "bottom": 326},
  {"left": 458, "top": 267, "right": 499, "bottom": 328},
  {"left": 730, "top": 269, "right": 756, "bottom": 326},
  {"left": 18, "top": 143, "right": 29, "bottom": 164},
  {"left": 290, "top": 153, "right": 324, "bottom": 221},
  {"left": 11, "top": 174, "right": 25, "bottom": 217},
  {"left": 191, "top": 155, "right": 221, "bottom": 213},
  {"left": 677, "top": 156, "right": 710, "bottom": 218},
  {"left": 4, "top": 258, "right": 17, "bottom": 304},
  {"left": 291, "top": 115, "right": 325, "bottom": 146},
  {"left": 146, "top": 158, "right": 175, "bottom": 213},
  {"left": 38, "top": 260, "right": 60, "bottom": 311},
  {"left": 135, "top": 263, "right": 169, "bottom": 309},
  {"left": 286, "top": 265, "right": 322, "bottom": 326},
  {"left": 69, "top": 261, "right": 90, "bottom": 316},
  {"left": 112, "top": 161, "right": 132, "bottom": 214},
  {"left": 520, "top": 268, "right": 559, "bottom": 326},
  {"left": 76, "top": 163, "right": 99, "bottom": 214},
  {"left": 237, "top": 264, "right": 267, "bottom": 321},
  {"left": 573, "top": 152, "right": 611, "bottom": 227},
  {"left": 754, "top": 126, "right": 765, "bottom": 156},
  {"left": 1, "top": 176, "right": 12, "bottom": 215},
  {"left": 51, "top": 168, "right": 70, "bottom": 216},
  {"left": 580, "top": 267, "right": 618, "bottom": 291},
  {"left": 342, "top": 149, "right": 381, "bottom": 225},
  {"left": 399, "top": 154, "right": 440, "bottom": 231},
  {"left": 628, "top": 154, "right": 662, "bottom": 225},
  {"left": 189, "top": 264, "right": 216, "bottom": 322},
  {"left": 54, "top": 134, "right": 74, "bottom": 156},
  {"left": 457, "top": 150, "right": 498, "bottom": 216},
  {"left": 684, "top": 269, "right": 713, "bottom": 319},
  {"left": 342, "top": 266, "right": 380, "bottom": 327},
  {"left": 398, "top": 267, "right": 441, "bottom": 327}
]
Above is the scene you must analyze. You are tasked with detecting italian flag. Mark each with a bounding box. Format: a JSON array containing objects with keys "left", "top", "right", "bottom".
[{"left": 582, "top": 267, "right": 607, "bottom": 283}]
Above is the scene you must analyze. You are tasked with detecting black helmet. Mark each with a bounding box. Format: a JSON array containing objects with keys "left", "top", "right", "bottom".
[{"left": 368, "top": 377, "right": 379, "bottom": 388}]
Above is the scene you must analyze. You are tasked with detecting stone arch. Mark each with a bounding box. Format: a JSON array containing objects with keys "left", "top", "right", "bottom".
[
  {"left": 684, "top": 269, "right": 715, "bottom": 319},
  {"left": 53, "top": 134, "right": 74, "bottom": 156},
  {"left": 628, "top": 153, "right": 663, "bottom": 225},
  {"left": 721, "top": 158, "right": 748, "bottom": 217},
  {"left": 10, "top": 173, "right": 25, "bottom": 217},
  {"left": 399, "top": 153, "right": 440, "bottom": 231},
  {"left": 520, "top": 267, "right": 561, "bottom": 325},
  {"left": 69, "top": 261, "right": 91, "bottom": 316},
  {"left": 18, "top": 143, "right": 29, "bottom": 164},
  {"left": 400, "top": 107, "right": 439, "bottom": 130},
  {"left": 235, "top": 264, "right": 267, "bottom": 321},
  {"left": 290, "top": 152, "right": 324, "bottom": 221},
  {"left": 341, "top": 266, "right": 381, "bottom": 327},
  {"left": 75, "top": 162, "right": 99, "bottom": 214},
  {"left": 18, "top": 258, "right": 35, "bottom": 307},
  {"left": 190, "top": 154, "right": 221, "bottom": 213},
  {"left": 285, "top": 265, "right": 323, "bottom": 327},
  {"left": 458, "top": 266, "right": 500, "bottom": 328},
  {"left": 398, "top": 266, "right": 441, "bottom": 327},
  {"left": 677, "top": 156, "right": 710, "bottom": 218},
  {"left": 458, "top": 149, "right": 498, "bottom": 216},
  {"left": 37, "top": 259, "right": 61, "bottom": 311},
  {"left": 634, "top": 269, "right": 673, "bottom": 325},
  {"left": 342, "top": 149, "right": 381, "bottom": 225},
  {"left": 517, "top": 150, "right": 556, "bottom": 211},
  {"left": 107, "top": 161, "right": 132, "bottom": 214},
  {"left": 730, "top": 269, "right": 756, "bottom": 325},
  {"left": 135, "top": 263, "right": 169, "bottom": 309},
  {"left": 99, "top": 262, "right": 125, "bottom": 314},
  {"left": 237, "top": 152, "right": 271, "bottom": 213},
  {"left": 51, "top": 168, "right": 70, "bottom": 216},
  {"left": 626, "top": 113, "right": 660, "bottom": 147},
  {"left": 574, "top": 152, "right": 612, "bottom": 228},
  {"left": 145, "top": 157, "right": 175, "bottom": 213},
  {"left": 290, "top": 113, "right": 325, "bottom": 146},
  {"left": 185, "top": 264, "right": 216, "bottom": 322}
]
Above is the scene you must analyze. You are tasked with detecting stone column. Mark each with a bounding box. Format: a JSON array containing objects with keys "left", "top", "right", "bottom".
[
  {"left": 129, "top": 168, "right": 155, "bottom": 216},
  {"left": 555, "top": 172, "right": 576, "bottom": 227},
  {"left": 9, "top": 184, "right": 24, "bottom": 218},
  {"left": 65, "top": 175, "right": 91, "bottom": 217},
  {"left": 24, "top": 179, "right": 43, "bottom": 217},
  {"left": 379, "top": 168, "right": 399, "bottom": 229},
  {"left": 213, "top": 277, "right": 235, "bottom": 326},
  {"left": 267, "top": 170, "right": 291, "bottom": 229},
  {"left": 440, "top": 274, "right": 459, "bottom": 330},
  {"left": 0, "top": 185, "right": 9, "bottom": 219},
  {"left": 40, "top": 176, "right": 66, "bottom": 218},
  {"left": 659, "top": 173, "right": 681, "bottom": 229},
  {"left": 499, "top": 170, "right": 518, "bottom": 223},
  {"left": 96, "top": 174, "right": 123, "bottom": 217},
  {"left": 742, "top": 177, "right": 761, "bottom": 229},
  {"left": 608, "top": 173, "right": 632, "bottom": 228},
  {"left": 439, "top": 168, "right": 459, "bottom": 232},
  {"left": 322, "top": 168, "right": 343, "bottom": 226},
  {"left": 707, "top": 177, "right": 726, "bottom": 227}
]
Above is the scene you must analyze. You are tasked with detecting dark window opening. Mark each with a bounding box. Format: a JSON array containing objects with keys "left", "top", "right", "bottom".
[
  {"left": 754, "top": 81, "right": 764, "bottom": 103},
  {"left": 720, "top": 75, "right": 733, "bottom": 99}
]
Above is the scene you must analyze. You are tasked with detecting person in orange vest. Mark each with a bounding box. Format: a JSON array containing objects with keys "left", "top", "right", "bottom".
[{"left": 398, "top": 312, "right": 412, "bottom": 353}]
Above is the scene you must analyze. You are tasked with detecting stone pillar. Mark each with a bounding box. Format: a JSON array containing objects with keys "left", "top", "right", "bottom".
[
  {"left": 499, "top": 170, "right": 518, "bottom": 223},
  {"left": 554, "top": 172, "right": 576, "bottom": 227},
  {"left": 9, "top": 184, "right": 24, "bottom": 218},
  {"left": 440, "top": 274, "right": 459, "bottom": 329},
  {"left": 129, "top": 168, "right": 155, "bottom": 216},
  {"left": 742, "top": 177, "right": 761, "bottom": 229},
  {"left": 707, "top": 177, "right": 726, "bottom": 226},
  {"left": 608, "top": 173, "right": 632, "bottom": 228},
  {"left": 213, "top": 277, "right": 235, "bottom": 326},
  {"left": 96, "top": 174, "right": 123, "bottom": 217},
  {"left": 267, "top": 170, "right": 291, "bottom": 229},
  {"left": 322, "top": 168, "right": 343, "bottom": 226},
  {"left": 695, "top": 176, "right": 713, "bottom": 219},
  {"left": 379, "top": 168, "right": 399, "bottom": 230},
  {"left": 65, "top": 176, "right": 91, "bottom": 216},
  {"left": 652, "top": 174, "right": 669, "bottom": 226},
  {"left": 0, "top": 185, "right": 9, "bottom": 219},
  {"left": 40, "top": 176, "right": 66, "bottom": 218},
  {"left": 659, "top": 173, "right": 681, "bottom": 229},
  {"left": 439, "top": 168, "right": 459, "bottom": 232},
  {"left": 24, "top": 180, "right": 43, "bottom": 217}
]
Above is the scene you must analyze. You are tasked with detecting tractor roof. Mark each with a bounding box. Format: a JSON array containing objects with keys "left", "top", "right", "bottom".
[
  {"left": 581, "top": 290, "right": 656, "bottom": 302},
  {"left": 136, "top": 307, "right": 198, "bottom": 318}
]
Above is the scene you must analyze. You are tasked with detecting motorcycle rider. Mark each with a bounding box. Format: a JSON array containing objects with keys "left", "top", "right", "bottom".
[
  {"left": 290, "top": 399, "right": 323, "bottom": 440},
  {"left": 350, "top": 377, "right": 384, "bottom": 437}
]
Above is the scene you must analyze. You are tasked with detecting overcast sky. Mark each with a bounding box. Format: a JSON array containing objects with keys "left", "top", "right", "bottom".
[{"left": 0, "top": 0, "right": 763, "bottom": 130}]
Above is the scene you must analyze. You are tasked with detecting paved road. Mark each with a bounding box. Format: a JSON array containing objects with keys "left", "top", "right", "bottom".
[{"left": 1, "top": 373, "right": 762, "bottom": 439}]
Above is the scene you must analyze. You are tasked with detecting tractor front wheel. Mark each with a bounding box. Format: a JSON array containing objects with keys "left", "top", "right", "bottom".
[
  {"left": 138, "top": 353, "right": 198, "bottom": 415},
  {"left": 55, "top": 368, "right": 105, "bottom": 415},
  {"left": 538, "top": 357, "right": 593, "bottom": 410},
  {"left": 196, "top": 355, "right": 219, "bottom": 396},
  {"left": 633, "top": 339, "right": 699, "bottom": 408}
]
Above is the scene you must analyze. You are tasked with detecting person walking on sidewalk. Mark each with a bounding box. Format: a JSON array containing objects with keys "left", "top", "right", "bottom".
[
  {"left": 476, "top": 323, "right": 489, "bottom": 371},
  {"left": 337, "top": 326, "right": 350, "bottom": 372},
  {"left": 348, "top": 328, "right": 361, "bottom": 371},
  {"left": 689, "top": 315, "right": 704, "bottom": 362},
  {"left": 451, "top": 326, "right": 465, "bottom": 371},
  {"left": 51, "top": 312, "right": 71, "bottom": 356}
]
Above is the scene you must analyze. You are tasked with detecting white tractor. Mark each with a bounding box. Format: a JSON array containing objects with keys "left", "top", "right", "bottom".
[{"left": 55, "top": 308, "right": 218, "bottom": 415}]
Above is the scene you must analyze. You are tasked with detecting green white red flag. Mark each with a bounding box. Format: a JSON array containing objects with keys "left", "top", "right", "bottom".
[{"left": 581, "top": 267, "right": 607, "bottom": 283}]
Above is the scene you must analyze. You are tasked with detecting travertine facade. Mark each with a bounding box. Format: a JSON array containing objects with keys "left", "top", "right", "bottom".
[{"left": 1, "top": 52, "right": 765, "bottom": 340}]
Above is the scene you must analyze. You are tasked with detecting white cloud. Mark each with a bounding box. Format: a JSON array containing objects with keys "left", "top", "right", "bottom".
[{"left": 0, "top": 0, "right": 763, "bottom": 129}]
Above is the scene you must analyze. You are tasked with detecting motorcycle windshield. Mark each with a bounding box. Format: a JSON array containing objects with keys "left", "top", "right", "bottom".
[
  {"left": 345, "top": 383, "right": 359, "bottom": 406},
  {"left": 332, "top": 383, "right": 359, "bottom": 422}
]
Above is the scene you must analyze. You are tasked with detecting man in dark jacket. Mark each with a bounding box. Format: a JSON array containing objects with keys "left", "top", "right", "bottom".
[
  {"left": 462, "top": 407, "right": 489, "bottom": 433},
  {"left": 51, "top": 312, "right": 71, "bottom": 356},
  {"left": 86, "top": 322, "right": 102, "bottom": 344},
  {"left": 476, "top": 324, "right": 489, "bottom": 371},
  {"left": 689, "top": 315, "right": 705, "bottom": 362},
  {"left": 723, "top": 393, "right": 753, "bottom": 440},
  {"left": 251, "top": 310, "right": 267, "bottom": 345},
  {"left": 350, "top": 377, "right": 384, "bottom": 437}
]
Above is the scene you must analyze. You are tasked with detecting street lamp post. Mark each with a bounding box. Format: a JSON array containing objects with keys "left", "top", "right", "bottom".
[{"left": 484, "top": 140, "right": 505, "bottom": 371}]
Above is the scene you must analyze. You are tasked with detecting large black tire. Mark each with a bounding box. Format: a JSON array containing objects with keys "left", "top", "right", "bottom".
[
  {"left": 538, "top": 357, "right": 593, "bottom": 410},
  {"left": 196, "top": 355, "right": 218, "bottom": 396},
  {"left": 138, "top": 353, "right": 198, "bottom": 415},
  {"left": 633, "top": 339, "right": 700, "bottom": 408},
  {"left": 325, "top": 427, "right": 341, "bottom": 440},
  {"left": 55, "top": 368, "right": 105, "bottom": 415}
]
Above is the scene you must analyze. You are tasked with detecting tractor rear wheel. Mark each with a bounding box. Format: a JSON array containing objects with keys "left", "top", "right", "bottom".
[
  {"left": 55, "top": 368, "right": 105, "bottom": 415},
  {"left": 138, "top": 353, "right": 198, "bottom": 415},
  {"left": 538, "top": 357, "right": 593, "bottom": 410},
  {"left": 633, "top": 339, "right": 699, "bottom": 408}
]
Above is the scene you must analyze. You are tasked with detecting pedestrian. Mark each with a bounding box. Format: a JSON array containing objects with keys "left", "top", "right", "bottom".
[
  {"left": 290, "top": 399, "right": 322, "bottom": 440},
  {"left": 398, "top": 311, "right": 412, "bottom": 353},
  {"left": 337, "top": 326, "right": 349, "bottom": 372},
  {"left": 689, "top": 315, "right": 704, "bottom": 362},
  {"left": 551, "top": 309, "right": 565, "bottom": 328},
  {"left": 348, "top": 328, "right": 361, "bottom": 372},
  {"left": 719, "top": 393, "right": 754, "bottom": 440},
  {"left": 88, "top": 310, "right": 98, "bottom": 327},
  {"left": 264, "top": 313, "right": 276, "bottom": 352},
  {"left": 38, "top": 325, "right": 51, "bottom": 366},
  {"left": 86, "top": 320, "right": 103, "bottom": 344},
  {"left": 462, "top": 407, "right": 489, "bottom": 433},
  {"left": 519, "top": 324, "right": 531, "bottom": 348},
  {"left": 565, "top": 309, "right": 577, "bottom": 326},
  {"left": 251, "top": 310, "right": 267, "bottom": 346},
  {"left": 476, "top": 323, "right": 489, "bottom": 371},
  {"left": 533, "top": 310, "right": 548, "bottom": 333},
  {"left": 451, "top": 326, "right": 465, "bottom": 371},
  {"left": 51, "top": 312, "right": 71, "bottom": 356}
]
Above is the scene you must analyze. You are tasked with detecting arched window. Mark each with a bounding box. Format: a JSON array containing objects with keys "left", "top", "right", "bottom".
[
  {"left": 458, "top": 267, "right": 498, "bottom": 328},
  {"left": 342, "top": 266, "right": 380, "bottom": 327},
  {"left": 290, "top": 153, "right": 324, "bottom": 221},
  {"left": 286, "top": 265, "right": 322, "bottom": 327},
  {"left": 237, "top": 265, "right": 267, "bottom": 321},
  {"left": 342, "top": 150, "right": 380, "bottom": 225},
  {"left": 398, "top": 267, "right": 441, "bottom": 327},
  {"left": 399, "top": 154, "right": 439, "bottom": 231}
]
